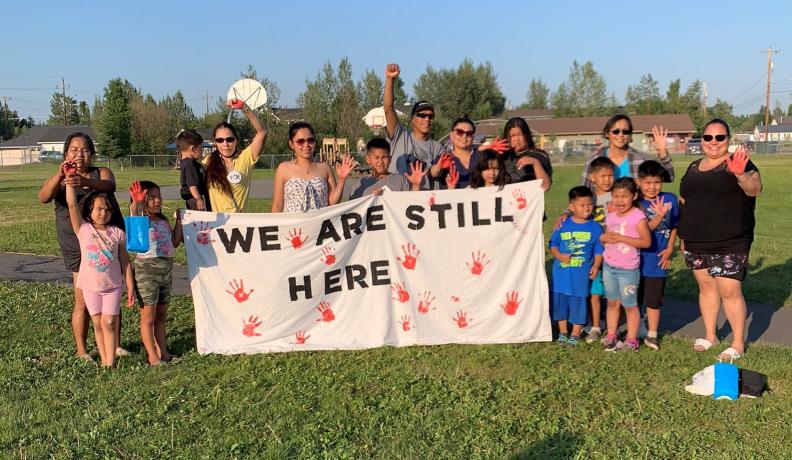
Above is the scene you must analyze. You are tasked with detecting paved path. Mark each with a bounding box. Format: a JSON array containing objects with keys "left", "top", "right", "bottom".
[{"left": 2, "top": 252, "right": 790, "bottom": 347}]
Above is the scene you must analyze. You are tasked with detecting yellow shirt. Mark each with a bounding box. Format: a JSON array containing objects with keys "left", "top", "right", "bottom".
[{"left": 201, "top": 146, "right": 256, "bottom": 213}]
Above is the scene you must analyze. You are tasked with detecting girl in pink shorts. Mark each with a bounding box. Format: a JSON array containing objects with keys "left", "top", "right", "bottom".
[{"left": 66, "top": 169, "right": 134, "bottom": 367}]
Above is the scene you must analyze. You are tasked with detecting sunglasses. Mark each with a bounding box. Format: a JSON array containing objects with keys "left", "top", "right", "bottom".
[
  {"left": 214, "top": 137, "right": 237, "bottom": 144},
  {"left": 702, "top": 134, "right": 728, "bottom": 142},
  {"left": 293, "top": 137, "right": 316, "bottom": 146},
  {"left": 454, "top": 128, "right": 475, "bottom": 138},
  {"left": 414, "top": 112, "right": 435, "bottom": 120},
  {"left": 610, "top": 129, "right": 632, "bottom": 135}
]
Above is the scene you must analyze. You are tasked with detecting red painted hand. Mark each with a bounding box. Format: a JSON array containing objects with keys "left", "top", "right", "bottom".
[
  {"left": 500, "top": 291, "right": 522, "bottom": 316},
  {"left": 487, "top": 137, "right": 510, "bottom": 154},
  {"left": 466, "top": 250, "right": 491, "bottom": 275},
  {"left": 227, "top": 98, "right": 245, "bottom": 110},
  {"left": 437, "top": 152, "right": 454, "bottom": 169},
  {"left": 397, "top": 242, "right": 420, "bottom": 270},
  {"left": 391, "top": 282, "right": 410, "bottom": 303},
  {"left": 287, "top": 228, "right": 308, "bottom": 249},
  {"left": 193, "top": 222, "right": 215, "bottom": 245},
  {"left": 512, "top": 189, "right": 527, "bottom": 210},
  {"left": 61, "top": 161, "right": 77, "bottom": 176},
  {"left": 316, "top": 301, "right": 335, "bottom": 322},
  {"left": 452, "top": 310, "right": 471, "bottom": 328},
  {"left": 321, "top": 246, "right": 336, "bottom": 265},
  {"left": 417, "top": 290, "right": 435, "bottom": 314},
  {"left": 445, "top": 163, "right": 459, "bottom": 189},
  {"left": 242, "top": 315, "right": 262, "bottom": 337},
  {"left": 129, "top": 180, "right": 147, "bottom": 203},
  {"left": 225, "top": 279, "right": 254, "bottom": 303},
  {"left": 295, "top": 330, "right": 310, "bottom": 344},
  {"left": 400, "top": 314, "right": 414, "bottom": 331},
  {"left": 725, "top": 146, "right": 750, "bottom": 176}
]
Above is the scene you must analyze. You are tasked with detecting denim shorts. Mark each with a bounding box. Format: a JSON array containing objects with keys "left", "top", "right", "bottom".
[{"left": 603, "top": 263, "right": 639, "bottom": 307}]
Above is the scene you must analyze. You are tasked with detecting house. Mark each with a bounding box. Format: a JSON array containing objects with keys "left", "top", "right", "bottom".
[
  {"left": 500, "top": 108, "right": 553, "bottom": 120},
  {"left": 0, "top": 125, "right": 95, "bottom": 166},
  {"left": 754, "top": 117, "right": 792, "bottom": 141},
  {"left": 475, "top": 114, "right": 696, "bottom": 154}
]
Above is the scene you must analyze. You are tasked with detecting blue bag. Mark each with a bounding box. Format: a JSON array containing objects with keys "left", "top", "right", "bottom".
[
  {"left": 713, "top": 362, "right": 739, "bottom": 401},
  {"left": 124, "top": 216, "right": 150, "bottom": 253}
]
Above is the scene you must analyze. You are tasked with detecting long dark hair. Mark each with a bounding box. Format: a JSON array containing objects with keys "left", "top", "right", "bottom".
[
  {"left": 470, "top": 149, "right": 510, "bottom": 190},
  {"left": 63, "top": 132, "right": 96, "bottom": 161},
  {"left": 205, "top": 122, "right": 239, "bottom": 198},
  {"left": 80, "top": 192, "right": 125, "bottom": 229},
  {"left": 502, "top": 117, "right": 536, "bottom": 151}
]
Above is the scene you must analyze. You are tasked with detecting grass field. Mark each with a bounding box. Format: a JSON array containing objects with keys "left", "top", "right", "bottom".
[
  {"left": 2, "top": 281, "right": 791, "bottom": 458},
  {"left": 2, "top": 155, "right": 790, "bottom": 306}
]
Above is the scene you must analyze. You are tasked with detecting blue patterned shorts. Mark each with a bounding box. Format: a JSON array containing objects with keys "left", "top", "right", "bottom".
[{"left": 683, "top": 251, "right": 749, "bottom": 281}]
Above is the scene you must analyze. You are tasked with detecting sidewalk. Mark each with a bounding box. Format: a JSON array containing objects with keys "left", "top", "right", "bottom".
[{"left": 2, "top": 252, "right": 790, "bottom": 347}]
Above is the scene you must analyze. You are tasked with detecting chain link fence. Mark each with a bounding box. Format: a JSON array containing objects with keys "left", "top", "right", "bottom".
[{"left": 0, "top": 152, "right": 293, "bottom": 170}]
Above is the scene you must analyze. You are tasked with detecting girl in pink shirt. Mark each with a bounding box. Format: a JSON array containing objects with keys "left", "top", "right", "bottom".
[
  {"left": 66, "top": 170, "right": 134, "bottom": 368},
  {"left": 601, "top": 177, "right": 651, "bottom": 352}
]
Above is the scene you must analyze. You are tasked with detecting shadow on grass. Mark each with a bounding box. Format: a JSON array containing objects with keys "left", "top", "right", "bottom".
[{"left": 510, "top": 431, "right": 582, "bottom": 459}]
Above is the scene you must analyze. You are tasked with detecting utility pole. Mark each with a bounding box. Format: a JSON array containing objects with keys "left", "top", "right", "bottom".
[
  {"left": 702, "top": 81, "right": 708, "bottom": 119},
  {"left": 1, "top": 96, "right": 11, "bottom": 140},
  {"left": 202, "top": 91, "right": 213, "bottom": 118},
  {"left": 56, "top": 76, "right": 70, "bottom": 125},
  {"left": 762, "top": 47, "right": 780, "bottom": 151}
]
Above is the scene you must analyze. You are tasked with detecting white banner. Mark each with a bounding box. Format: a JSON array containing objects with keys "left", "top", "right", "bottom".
[{"left": 183, "top": 181, "right": 550, "bottom": 354}]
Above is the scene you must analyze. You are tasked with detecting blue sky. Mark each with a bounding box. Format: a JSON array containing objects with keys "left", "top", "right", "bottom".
[{"left": 4, "top": 0, "right": 792, "bottom": 122}]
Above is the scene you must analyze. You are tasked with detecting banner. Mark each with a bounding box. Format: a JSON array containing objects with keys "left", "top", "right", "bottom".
[{"left": 183, "top": 181, "right": 550, "bottom": 354}]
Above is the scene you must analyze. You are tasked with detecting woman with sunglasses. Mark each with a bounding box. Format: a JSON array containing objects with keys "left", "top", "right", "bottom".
[
  {"left": 580, "top": 114, "right": 673, "bottom": 191},
  {"left": 501, "top": 117, "right": 552, "bottom": 191},
  {"left": 678, "top": 118, "right": 762, "bottom": 361},
  {"left": 204, "top": 99, "right": 267, "bottom": 213},
  {"left": 430, "top": 115, "right": 481, "bottom": 189},
  {"left": 271, "top": 122, "right": 357, "bottom": 213}
]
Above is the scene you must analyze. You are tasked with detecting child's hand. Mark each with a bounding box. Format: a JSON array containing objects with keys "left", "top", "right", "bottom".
[
  {"left": 126, "top": 288, "right": 136, "bottom": 308},
  {"left": 129, "top": 181, "right": 147, "bottom": 203},
  {"left": 602, "top": 231, "right": 620, "bottom": 244},
  {"left": 556, "top": 253, "right": 572, "bottom": 264},
  {"left": 658, "top": 247, "right": 673, "bottom": 269},
  {"left": 650, "top": 196, "right": 670, "bottom": 218},
  {"left": 589, "top": 265, "right": 600, "bottom": 279},
  {"left": 445, "top": 163, "right": 459, "bottom": 189},
  {"left": 227, "top": 98, "right": 246, "bottom": 110}
]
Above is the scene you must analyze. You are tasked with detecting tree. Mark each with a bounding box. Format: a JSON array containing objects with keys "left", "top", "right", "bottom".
[
  {"left": 333, "top": 58, "right": 364, "bottom": 141},
  {"left": 47, "top": 92, "right": 80, "bottom": 125},
  {"left": 625, "top": 74, "right": 664, "bottom": 114},
  {"left": 78, "top": 101, "right": 91, "bottom": 125},
  {"left": 94, "top": 78, "right": 133, "bottom": 158},
  {"left": 357, "top": 69, "right": 383, "bottom": 110},
  {"left": 708, "top": 99, "right": 734, "bottom": 126},
  {"left": 787, "top": 103, "right": 792, "bottom": 117},
  {"left": 521, "top": 78, "right": 550, "bottom": 109},
  {"left": 665, "top": 79, "right": 682, "bottom": 113},
  {"left": 160, "top": 90, "right": 197, "bottom": 136},
  {"left": 551, "top": 60, "right": 616, "bottom": 117},
  {"left": 772, "top": 101, "right": 785, "bottom": 122}
]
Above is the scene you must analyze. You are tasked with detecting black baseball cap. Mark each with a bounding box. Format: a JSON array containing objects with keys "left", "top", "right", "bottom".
[{"left": 411, "top": 100, "right": 435, "bottom": 116}]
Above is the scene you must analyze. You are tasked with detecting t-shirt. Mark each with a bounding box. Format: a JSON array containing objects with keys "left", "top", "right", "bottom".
[
  {"left": 592, "top": 191, "right": 613, "bottom": 228},
  {"left": 201, "top": 146, "right": 256, "bottom": 213},
  {"left": 610, "top": 154, "right": 630, "bottom": 179},
  {"left": 550, "top": 219, "right": 604, "bottom": 297},
  {"left": 678, "top": 158, "right": 759, "bottom": 253},
  {"left": 432, "top": 150, "right": 480, "bottom": 189},
  {"left": 349, "top": 173, "right": 414, "bottom": 199},
  {"left": 180, "top": 157, "right": 210, "bottom": 210},
  {"left": 503, "top": 149, "right": 553, "bottom": 183},
  {"left": 136, "top": 218, "right": 174, "bottom": 259},
  {"left": 604, "top": 207, "right": 646, "bottom": 270},
  {"left": 387, "top": 123, "right": 444, "bottom": 176},
  {"left": 75, "top": 222, "right": 125, "bottom": 292},
  {"left": 640, "top": 192, "right": 679, "bottom": 278}
]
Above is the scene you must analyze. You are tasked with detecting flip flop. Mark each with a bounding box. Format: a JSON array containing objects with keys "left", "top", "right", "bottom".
[
  {"left": 718, "top": 347, "right": 742, "bottom": 361},
  {"left": 693, "top": 338, "right": 715, "bottom": 352}
]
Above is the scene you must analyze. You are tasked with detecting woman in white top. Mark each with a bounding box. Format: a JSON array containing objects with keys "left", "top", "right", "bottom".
[{"left": 272, "top": 122, "right": 357, "bottom": 213}]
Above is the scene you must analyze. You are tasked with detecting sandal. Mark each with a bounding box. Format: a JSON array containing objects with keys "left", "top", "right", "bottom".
[
  {"left": 77, "top": 353, "right": 96, "bottom": 364},
  {"left": 693, "top": 338, "right": 715, "bottom": 352},
  {"left": 718, "top": 347, "right": 742, "bottom": 361}
]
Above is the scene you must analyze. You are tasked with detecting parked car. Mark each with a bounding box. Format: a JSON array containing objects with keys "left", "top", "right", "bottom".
[
  {"left": 685, "top": 138, "right": 702, "bottom": 155},
  {"left": 39, "top": 150, "right": 61, "bottom": 160}
]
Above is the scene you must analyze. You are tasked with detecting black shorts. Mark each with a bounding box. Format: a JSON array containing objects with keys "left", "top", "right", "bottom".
[
  {"left": 683, "top": 251, "right": 749, "bottom": 281},
  {"left": 639, "top": 276, "right": 666, "bottom": 309}
]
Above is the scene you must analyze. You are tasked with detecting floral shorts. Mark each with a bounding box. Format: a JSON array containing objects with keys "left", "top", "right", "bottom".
[{"left": 683, "top": 251, "right": 749, "bottom": 281}]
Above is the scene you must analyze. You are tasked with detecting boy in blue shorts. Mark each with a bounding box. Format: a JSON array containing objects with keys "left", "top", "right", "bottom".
[
  {"left": 550, "top": 186, "right": 604, "bottom": 346},
  {"left": 585, "top": 156, "right": 615, "bottom": 342},
  {"left": 637, "top": 160, "right": 679, "bottom": 350}
]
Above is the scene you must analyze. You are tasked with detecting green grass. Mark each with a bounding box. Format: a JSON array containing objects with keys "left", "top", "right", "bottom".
[
  {"left": 1, "top": 156, "right": 790, "bottom": 306},
  {"left": 1, "top": 281, "right": 791, "bottom": 458}
]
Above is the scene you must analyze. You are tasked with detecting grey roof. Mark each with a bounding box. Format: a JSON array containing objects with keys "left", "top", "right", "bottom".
[
  {"left": 0, "top": 125, "right": 95, "bottom": 148},
  {"left": 757, "top": 123, "right": 792, "bottom": 134}
]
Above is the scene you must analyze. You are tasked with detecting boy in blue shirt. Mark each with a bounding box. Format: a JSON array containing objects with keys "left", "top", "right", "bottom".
[
  {"left": 550, "top": 186, "right": 604, "bottom": 346},
  {"left": 637, "top": 160, "right": 679, "bottom": 350}
]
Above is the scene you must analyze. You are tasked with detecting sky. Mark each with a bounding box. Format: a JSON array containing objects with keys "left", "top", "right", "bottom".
[{"left": 4, "top": 0, "right": 792, "bottom": 123}]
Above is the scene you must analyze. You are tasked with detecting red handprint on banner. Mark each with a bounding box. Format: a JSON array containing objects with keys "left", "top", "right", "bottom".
[
  {"left": 451, "top": 296, "right": 460, "bottom": 303},
  {"left": 193, "top": 222, "right": 215, "bottom": 245},
  {"left": 500, "top": 291, "right": 522, "bottom": 316},
  {"left": 321, "top": 246, "right": 336, "bottom": 265},
  {"left": 316, "top": 301, "right": 335, "bottom": 322},
  {"left": 417, "top": 290, "right": 435, "bottom": 314},
  {"left": 295, "top": 330, "right": 310, "bottom": 344},
  {"left": 512, "top": 189, "right": 527, "bottom": 210},
  {"left": 225, "top": 279, "right": 254, "bottom": 303},
  {"left": 400, "top": 314, "right": 415, "bottom": 331},
  {"left": 452, "top": 310, "right": 471, "bottom": 328},
  {"left": 428, "top": 193, "right": 436, "bottom": 207},
  {"left": 287, "top": 228, "right": 308, "bottom": 249},
  {"left": 397, "top": 242, "right": 420, "bottom": 270},
  {"left": 391, "top": 282, "right": 410, "bottom": 303},
  {"left": 242, "top": 315, "right": 262, "bottom": 337},
  {"left": 466, "top": 250, "right": 492, "bottom": 275}
]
